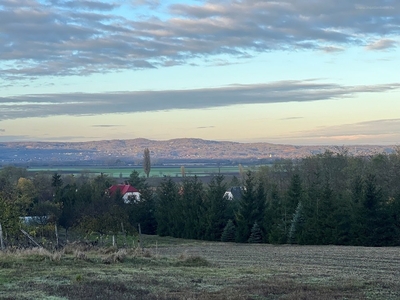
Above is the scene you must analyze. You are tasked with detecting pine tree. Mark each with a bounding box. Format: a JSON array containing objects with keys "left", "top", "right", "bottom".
[
  {"left": 235, "top": 171, "right": 258, "bottom": 242},
  {"left": 180, "top": 176, "right": 205, "bottom": 239},
  {"left": 156, "top": 177, "right": 179, "bottom": 237},
  {"left": 287, "top": 201, "right": 304, "bottom": 244},
  {"left": 362, "top": 174, "right": 396, "bottom": 246},
  {"left": 267, "top": 185, "right": 286, "bottom": 244},
  {"left": 248, "top": 222, "right": 263, "bottom": 243},
  {"left": 221, "top": 219, "right": 236, "bottom": 242},
  {"left": 284, "top": 173, "right": 304, "bottom": 239},
  {"left": 205, "top": 175, "right": 230, "bottom": 241}
]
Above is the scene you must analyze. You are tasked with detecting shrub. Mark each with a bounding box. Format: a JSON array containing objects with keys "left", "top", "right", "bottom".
[{"left": 175, "top": 255, "right": 211, "bottom": 267}]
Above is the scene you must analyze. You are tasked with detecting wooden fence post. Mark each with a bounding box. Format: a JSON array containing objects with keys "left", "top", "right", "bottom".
[
  {"left": 138, "top": 223, "right": 142, "bottom": 250},
  {"left": 121, "top": 222, "right": 127, "bottom": 247},
  {"left": 55, "top": 224, "right": 59, "bottom": 248},
  {"left": 0, "top": 223, "right": 4, "bottom": 250}
]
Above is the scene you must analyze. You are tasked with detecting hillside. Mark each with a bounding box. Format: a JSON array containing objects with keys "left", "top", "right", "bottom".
[{"left": 0, "top": 138, "right": 396, "bottom": 165}]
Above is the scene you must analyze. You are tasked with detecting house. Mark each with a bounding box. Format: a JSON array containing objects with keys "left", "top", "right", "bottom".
[
  {"left": 107, "top": 184, "right": 141, "bottom": 203},
  {"left": 223, "top": 186, "right": 244, "bottom": 200}
]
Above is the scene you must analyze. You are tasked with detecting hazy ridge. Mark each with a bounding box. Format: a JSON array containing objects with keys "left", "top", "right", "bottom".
[{"left": 0, "top": 138, "right": 396, "bottom": 165}]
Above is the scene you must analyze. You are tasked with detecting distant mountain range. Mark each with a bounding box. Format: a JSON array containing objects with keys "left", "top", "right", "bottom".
[{"left": 0, "top": 138, "right": 396, "bottom": 166}]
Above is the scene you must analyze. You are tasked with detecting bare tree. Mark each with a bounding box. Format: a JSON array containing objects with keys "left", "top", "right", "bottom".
[
  {"left": 143, "top": 148, "right": 151, "bottom": 178},
  {"left": 180, "top": 166, "right": 186, "bottom": 177}
]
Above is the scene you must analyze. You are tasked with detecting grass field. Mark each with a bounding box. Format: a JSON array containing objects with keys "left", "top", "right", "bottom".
[
  {"left": 1, "top": 235, "right": 400, "bottom": 299},
  {"left": 26, "top": 165, "right": 245, "bottom": 178}
]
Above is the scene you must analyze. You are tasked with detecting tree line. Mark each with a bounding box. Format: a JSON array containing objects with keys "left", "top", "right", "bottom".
[{"left": 1, "top": 148, "right": 400, "bottom": 247}]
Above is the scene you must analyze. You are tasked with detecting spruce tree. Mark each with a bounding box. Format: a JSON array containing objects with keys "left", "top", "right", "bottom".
[
  {"left": 221, "top": 219, "right": 236, "bottom": 242},
  {"left": 156, "top": 177, "right": 179, "bottom": 237},
  {"left": 287, "top": 201, "right": 304, "bottom": 244},
  {"left": 235, "top": 171, "right": 257, "bottom": 242},
  {"left": 248, "top": 222, "right": 263, "bottom": 243},
  {"left": 205, "top": 175, "right": 230, "bottom": 241},
  {"left": 284, "top": 173, "right": 304, "bottom": 239}
]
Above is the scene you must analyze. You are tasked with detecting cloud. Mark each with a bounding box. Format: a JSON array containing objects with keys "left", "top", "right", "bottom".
[
  {"left": 321, "top": 46, "right": 345, "bottom": 53},
  {"left": 280, "top": 117, "right": 304, "bottom": 120},
  {"left": 365, "top": 39, "right": 397, "bottom": 50},
  {"left": 0, "top": 129, "right": 5, "bottom": 132},
  {"left": 197, "top": 126, "right": 215, "bottom": 129},
  {"left": 1, "top": 80, "right": 399, "bottom": 120},
  {"left": 279, "top": 119, "right": 400, "bottom": 145},
  {"left": 1, "top": 0, "right": 399, "bottom": 80},
  {"left": 50, "top": 0, "right": 118, "bottom": 11},
  {"left": 92, "top": 124, "right": 122, "bottom": 128},
  {"left": 131, "top": 0, "right": 160, "bottom": 9}
]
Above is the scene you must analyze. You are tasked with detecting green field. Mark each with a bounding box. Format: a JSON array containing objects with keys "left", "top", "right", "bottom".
[
  {"left": 27, "top": 165, "right": 247, "bottom": 178},
  {"left": 1, "top": 236, "right": 400, "bottom": 299}
]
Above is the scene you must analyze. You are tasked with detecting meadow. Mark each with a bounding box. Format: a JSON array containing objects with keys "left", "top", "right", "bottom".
[
  {"left": 26, "top": 165, "right": 244, "bottom": 178},
  {"left": 1, "top": 235, "right": 400, "bottom": 299}
]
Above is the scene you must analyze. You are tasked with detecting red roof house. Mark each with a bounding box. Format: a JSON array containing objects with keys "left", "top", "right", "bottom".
[{"left": 107, "top": 184, "right": 141, "bottom": 203}]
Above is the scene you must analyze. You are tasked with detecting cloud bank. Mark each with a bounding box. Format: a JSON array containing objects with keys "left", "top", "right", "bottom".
[
  {"left": 1, "top": 80, "right": 399, "bottom": 120},
  {"left": 0, "top": 0, "right": 399, "bottom": 80}
]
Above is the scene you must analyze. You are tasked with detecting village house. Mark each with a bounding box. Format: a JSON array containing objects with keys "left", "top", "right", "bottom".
[{"left": 107, "top": 184, "right": 141, "bottom": 203}]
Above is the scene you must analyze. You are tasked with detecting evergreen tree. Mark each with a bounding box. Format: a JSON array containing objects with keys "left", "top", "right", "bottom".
[
  {"left": 128, "top": 170, "right": 147, "bottom": 190},
  {"left": 266, "top": 185, "right": 286, "bottom": 244},
  {"left": 180, "top": 176, "right": 205, "bottom": 239},
  {"left": 155, "top": 177, "right": 179, "bottom": 237},
  {"left": 204, "top": 175, "right": 231, "bottom": 241},
  {"left": 221, "top": 219, "right": 236, "bottom": 242},
  {"left": 128, "top": 170, "right": 157, "bottom": 234},
  {"left": 362, "top": 174, "right": 396, "bottom": 246},
  {"left": 287, "top": 201, "right": 304, "bottom": 244},
  {"left": 248, "top": 222, "right": 263, "bottom": 243},
  {"left": 236, "top": 171, "right": 258, "bottom": 242},
  {"left": 332, "top": 193, "right": 356, "bottom": 245},
  {"left": 283, "top": 173, "right": 304, "bottom": 239},
  {"left": 58, "top": 183, "right": 79, "bottom": 239}
]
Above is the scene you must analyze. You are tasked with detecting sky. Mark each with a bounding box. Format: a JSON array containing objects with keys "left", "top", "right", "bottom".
[{"left": 0, "top": 0, "right": 399, "bottom": 145}]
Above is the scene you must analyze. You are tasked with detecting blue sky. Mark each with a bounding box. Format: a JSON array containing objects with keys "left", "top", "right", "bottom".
[{"left": 0, "top": 0, "right": 399, "bottom": 145}]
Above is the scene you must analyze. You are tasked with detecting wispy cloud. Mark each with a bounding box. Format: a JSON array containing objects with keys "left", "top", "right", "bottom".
[
  {"left": 1, "top": 80, "right": 399, "bottom": 120},
  {"left": 92, "top": 124, "right": 122, "bottom": 128},
  {"left": 197, "top": 126, "right": 215, "bottom": 129},
  {"left": 281, "top": 119, "right": 400, "bottom": 145},
  {"left": 131, "top": 0, "right": 160, "bottom": 9},
  {"left": 321, "top": 46, "right": 345, "bottom": 53},
  {"left": 365, "top": 39, "right": 398, "bottom": 50},
  {"left": 280, "top": 117, "right": 304, "bottom": 121},
  {"left": 1, "top": 0, "right": 399, "bottom": 81}
]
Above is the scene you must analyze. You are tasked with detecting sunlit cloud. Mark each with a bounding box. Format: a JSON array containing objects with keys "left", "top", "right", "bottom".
[
  {"left": 1, "top": 0, "right": 399, "bottom": 81},
  {"left": 365, "top": 39, "right": 397, "bottom": 50}
]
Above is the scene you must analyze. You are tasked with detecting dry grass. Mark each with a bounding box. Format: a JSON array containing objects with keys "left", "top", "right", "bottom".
[
  {"left": 0, "top": 247, "right": 63, "bottom": 262},
  {"left": 1, "top": 241, "right": 400, "bottom": 299}
]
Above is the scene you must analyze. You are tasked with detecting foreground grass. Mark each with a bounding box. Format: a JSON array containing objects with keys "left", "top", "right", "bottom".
[{"left": 1, "top": 237, "right": 400, "bottom": 299}]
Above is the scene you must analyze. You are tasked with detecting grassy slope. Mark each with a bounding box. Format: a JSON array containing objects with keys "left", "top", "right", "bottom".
[{"left": 1, "top": 236, "right": 400, "bottom": 299}]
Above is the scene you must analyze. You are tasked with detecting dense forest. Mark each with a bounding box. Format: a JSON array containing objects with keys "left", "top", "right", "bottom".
[{"left": 1, "top": 149, "right": 400, "bottom": 247}]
